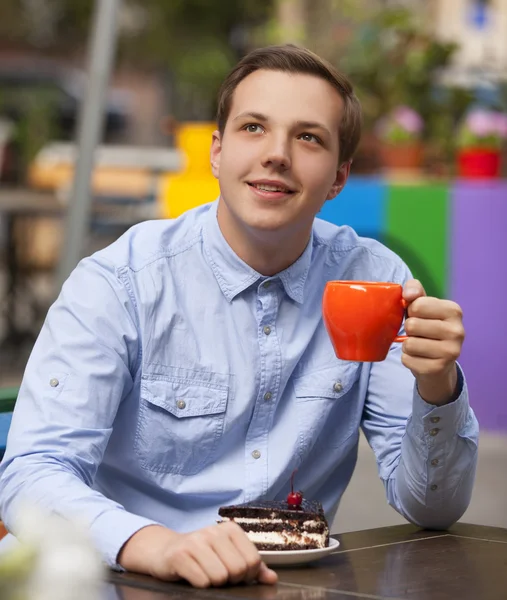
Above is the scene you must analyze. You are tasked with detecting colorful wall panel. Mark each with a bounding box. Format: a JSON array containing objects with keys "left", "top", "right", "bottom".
[
  {"left": 450, "top": 182, "right": 507, "bottom": 431},
  {"left": 318, "top": 176, "right": 386, "bottom": 241},
  {"left": 386, "top": 183, "right": 449, "bottom": 300}
]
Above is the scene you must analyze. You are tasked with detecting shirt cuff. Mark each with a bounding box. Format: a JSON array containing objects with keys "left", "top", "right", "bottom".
[
  {"left": 411, "top": 362, "right": 469, "bottom": 440},
  {"left": 90, "top": 509, "right": 162, "bottom": 571}
]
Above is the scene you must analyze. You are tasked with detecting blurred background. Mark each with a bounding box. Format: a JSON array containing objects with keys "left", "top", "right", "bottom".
[{"left": 0, "top": 0, "right": 505, "bottom": 531}]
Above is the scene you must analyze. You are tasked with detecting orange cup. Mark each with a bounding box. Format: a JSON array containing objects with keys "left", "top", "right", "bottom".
[{"left": 322, "top": 281, "right": 408, "bottom": 362}]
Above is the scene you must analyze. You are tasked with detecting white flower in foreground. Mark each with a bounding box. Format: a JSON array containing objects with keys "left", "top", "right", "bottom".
[{"left": 11, "top": 504, "right": 107, "bottom": 600}]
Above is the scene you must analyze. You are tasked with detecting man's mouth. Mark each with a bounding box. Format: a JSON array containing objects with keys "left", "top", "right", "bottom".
[{"left": 247, "top": 182, "right": 295, "bottom": 194}]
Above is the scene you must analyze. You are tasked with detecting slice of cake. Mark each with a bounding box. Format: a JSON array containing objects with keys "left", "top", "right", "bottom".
[{"left": 218, "top": 499, "right": 329, "bottom": 551}]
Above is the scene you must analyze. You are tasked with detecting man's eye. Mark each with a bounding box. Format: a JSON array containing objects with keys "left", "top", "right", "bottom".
[
  {"left": 299, "top": 133, "right": 321, "bottom": 144},
  {"left": 245, "top": 124, "right": 262, "bottom": 133}
]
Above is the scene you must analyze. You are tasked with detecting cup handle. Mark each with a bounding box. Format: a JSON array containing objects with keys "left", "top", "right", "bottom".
[
  {"left": 394, "top": 335, "right": 408, "bottom": 342},
  {"left": 394, "top": 297, "right": 409, "bottom": 342}
]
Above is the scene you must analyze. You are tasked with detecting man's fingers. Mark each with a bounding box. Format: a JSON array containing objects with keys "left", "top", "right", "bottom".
[
  {"left": 210, "top": 535, "right": 250, "bottom": 585},
  {"left": 403, "top": 279, "right": 426, "bottom": 302},
  {"left": 406, "top": 297, "right": 463, "bottom": 321},
  {"left": 172, "top": 552, "right": 212, "bottom": 588},
  {"left": 405, "top": 318, "right": 465, "bottom": 343},
  {"left": 402, "top": 337, "right": 461, "bottom": 362},
  {"left": 159, "top": 523, "right": 277, "bottom": 588},
  {"left": 190, "top": 541, "right": 230, "bottom": 587},
  {"left": 401, "top": 353, "right": 452, "bottom": 376},
  {"left": 223, "top": 522, "right": 263, "bottom": 583},
  {"left": 257, "top": 561, "right": 279, "bottom": 585}
]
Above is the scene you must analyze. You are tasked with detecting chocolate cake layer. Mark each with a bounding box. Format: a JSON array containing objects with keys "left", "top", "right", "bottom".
[
  {"left": 221, "top": 520, "right": 327, "bottom": 533},
  {"left": 255, "top": 541, "right": 324, "bottom": 551},
  {"left": 218, "top": 499, "right": 326, "bottom": 522}
]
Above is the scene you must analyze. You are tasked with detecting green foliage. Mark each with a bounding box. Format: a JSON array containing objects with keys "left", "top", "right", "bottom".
[
  {"left": 457, "top": 130, "right": 501, "bottom": 149},
  {"left": 317, "top": 3, "right": 475, "bottom": 163},
  {"left": 1, "top": 0, "right": 275, "bottom": 120},
  {"left": 125, "top": 0, "right": 273, "bottom": 114},
  {"left": 0, "top": 87, "right": 58, "bottom": 182},
  {"left": 383, "top": 123, "right": 417, "bottom": 144}
]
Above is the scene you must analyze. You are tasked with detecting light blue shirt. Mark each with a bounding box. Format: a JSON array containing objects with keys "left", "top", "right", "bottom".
[{"left": 0, "top": 201, "right": 478, "bottom": 568}]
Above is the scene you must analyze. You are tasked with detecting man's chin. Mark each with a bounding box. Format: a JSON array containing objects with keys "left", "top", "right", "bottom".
[
  {"left": 245, "top": 215, "right": 299, "bottom": 237},
  {"left": 219, "top": 195, "right": 303, "bottom": 235}
]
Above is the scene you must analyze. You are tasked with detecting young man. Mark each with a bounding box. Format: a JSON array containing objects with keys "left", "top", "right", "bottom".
[{"left": 0, "top": 45, "right": 478, "bottom": 588}]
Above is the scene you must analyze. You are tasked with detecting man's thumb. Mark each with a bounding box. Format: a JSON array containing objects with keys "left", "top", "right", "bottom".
[{"left": 257, "top": 562, "right": 278, "bottom": 585}]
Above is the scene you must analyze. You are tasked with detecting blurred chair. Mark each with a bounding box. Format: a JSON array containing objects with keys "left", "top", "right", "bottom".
[
  {"left": 0, "top": 386, "right": 17, "bottom": 461},
  {"left": 89, "top": 186, "right": 159, "bottom": 241},
  {"left": 0, "top": 214, "right": 61, "bottom": 372},
  {"left": 0, "top": 386, "right": 17, "bottom": 541}
]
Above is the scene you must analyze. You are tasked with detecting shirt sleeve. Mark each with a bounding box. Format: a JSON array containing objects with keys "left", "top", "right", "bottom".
[
  {"left": 0, "top": 254, "right": 160, "bottom": 568},
  {"left": 360, "top": 265, "right": 479, "bottom": 530}
]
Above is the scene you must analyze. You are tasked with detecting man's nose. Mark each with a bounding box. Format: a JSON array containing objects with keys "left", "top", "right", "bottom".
[{"left": 261, "top": 135, "right": 292, "bottom": 170}]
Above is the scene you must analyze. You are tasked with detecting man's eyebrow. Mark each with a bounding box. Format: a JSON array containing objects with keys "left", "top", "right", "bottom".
[
  {"left": 233, "top": 111, "right": 269, "bottom": 122},
  {"left": 296, "top": 120, "right": 332, "bottom": 136}
]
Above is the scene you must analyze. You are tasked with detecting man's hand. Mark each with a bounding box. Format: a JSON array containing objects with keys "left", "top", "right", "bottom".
[
  {"left": 118, "top": 522, "right": 278, "bottom": 588},
  {"left": 401, "top": 279, "right": 464, "bottom": 405}
]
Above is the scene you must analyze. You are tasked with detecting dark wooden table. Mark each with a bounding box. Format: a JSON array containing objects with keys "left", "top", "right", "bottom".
[{"left": 108, "top": 523, "right": 507, "bottom": 600}]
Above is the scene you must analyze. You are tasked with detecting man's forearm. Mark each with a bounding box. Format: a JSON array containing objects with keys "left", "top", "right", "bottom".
[
  {"left": 0, "top": 455, "right": 159, "bottom": 568},
  {"left": 384, "top": 385, "right": 479, "bottom": 529},
  {"left": 388, "top": 426, "right": 477, "bottom": 529}
]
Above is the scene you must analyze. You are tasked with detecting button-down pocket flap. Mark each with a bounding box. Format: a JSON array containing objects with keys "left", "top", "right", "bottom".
[
  {"left": 142, "top": 378, "right": 228, "bottom": 418},
  {"left": 294, "top": 363, "right": 359, "bottom": 400}
]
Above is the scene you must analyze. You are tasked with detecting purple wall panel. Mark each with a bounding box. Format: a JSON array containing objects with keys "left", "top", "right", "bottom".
[{"left": 450, "top": 181, "right": 507, "bottom": 431}]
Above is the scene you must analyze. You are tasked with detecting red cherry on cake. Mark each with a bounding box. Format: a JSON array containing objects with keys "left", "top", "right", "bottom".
[
  {"left": 287, "top": 490, "right": 303, "bottom": 507},
  {"left": 287, "top": 470, "right": 303, "bottom": 507}
]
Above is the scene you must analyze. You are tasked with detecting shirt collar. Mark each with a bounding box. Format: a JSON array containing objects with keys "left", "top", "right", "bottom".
[{"left": 202, "top": 201, "right": 313, "bottom": 304}]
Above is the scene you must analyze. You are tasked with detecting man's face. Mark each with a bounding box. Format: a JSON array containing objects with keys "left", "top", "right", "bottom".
[{"left": 211, "top": 69, "right": 350, "bottom": 240}]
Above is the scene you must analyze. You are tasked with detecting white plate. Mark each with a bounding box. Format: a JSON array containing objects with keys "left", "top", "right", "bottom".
[{"left": 259, "top": 537, "right": 340, "bottom": 567}]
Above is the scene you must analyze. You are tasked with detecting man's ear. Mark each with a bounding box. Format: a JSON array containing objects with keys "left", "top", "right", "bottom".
[
  {"left": 210, "top": 130, "right": 222, "bottom": 179},
  {"left": 325, "top": 160, "right": 352, "bottom": 200}
]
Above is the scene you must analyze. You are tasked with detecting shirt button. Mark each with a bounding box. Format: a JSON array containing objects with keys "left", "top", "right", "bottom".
[
  {"left": 431, "top": 459, "right": 440, "bottom": 466},
  {"left": 430, "top": 428, "right": 440, "bottom": 437},
  {"left": 333, "top": 382, "right": 343, "bottom": 393},
  {"left": 252, "top": 450, "right": 261, "bottom": 459},
  {"left": 263, "top": 326, "right": 272, "bottom": 336},
  {"left": 176, "top": 400, "right": 186, "bottom": 409},
  {"left": 264, "top": 392, "right": 272, "bottom": 401},
  {"left": 49, "top": 378, "right": 59, "bottom": 388},
  {"left": 430, "top": 484, "right": 438, "bottom": 491},
  {"left": 263, "top": 281, "right": 271, "bottom": 289},
  {"left": 430, "top": 416, "right": 441, "bottom": 424}
]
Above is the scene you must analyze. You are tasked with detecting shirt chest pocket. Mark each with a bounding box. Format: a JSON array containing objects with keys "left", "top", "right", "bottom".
[
  {"left": 293, "top": 362, "right": 362, "bottom": 454},
  {"left": 135, "top": 367, "right": 230, "bottom": 475}
]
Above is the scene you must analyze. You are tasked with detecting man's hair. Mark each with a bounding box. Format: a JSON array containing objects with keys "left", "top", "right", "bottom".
[{"left": 216, "top": 44, "right": 362, "bottom": 164}]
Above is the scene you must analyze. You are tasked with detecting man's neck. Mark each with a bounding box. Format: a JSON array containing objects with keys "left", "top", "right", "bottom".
[{"left": 216, "top": 202, "right": 311, "bottom": 277}]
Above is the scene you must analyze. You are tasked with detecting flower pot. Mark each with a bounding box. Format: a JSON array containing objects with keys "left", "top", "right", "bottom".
[
  {"left": 457, "top": 148, "right": 501, "bottom": 179},
  {"left": 380, "top": 142, "right": 424, "bottom": 171}
]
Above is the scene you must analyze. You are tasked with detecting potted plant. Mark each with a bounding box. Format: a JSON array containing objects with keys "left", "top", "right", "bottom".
[
  {"left": 376, "top": 105, "right": 424, "bottom": 171},
  {"left": 456, "top": 109, "right": 507, "bottom": 178}
]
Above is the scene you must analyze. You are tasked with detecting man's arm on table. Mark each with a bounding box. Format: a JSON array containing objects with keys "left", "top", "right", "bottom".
[
  {"left": 361, "top": 278, "right": 479, "bottom": 529},
  {"left": 0, "top": 256, "right": 159, "bottom": 567},
  {"left": 0, "top": 255, "right": 276, "bottom": 587}
]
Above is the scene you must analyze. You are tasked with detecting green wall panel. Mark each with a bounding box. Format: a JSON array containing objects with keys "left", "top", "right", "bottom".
[{"left": 385, "top": 183, "right": 449, "bottom": 299}]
